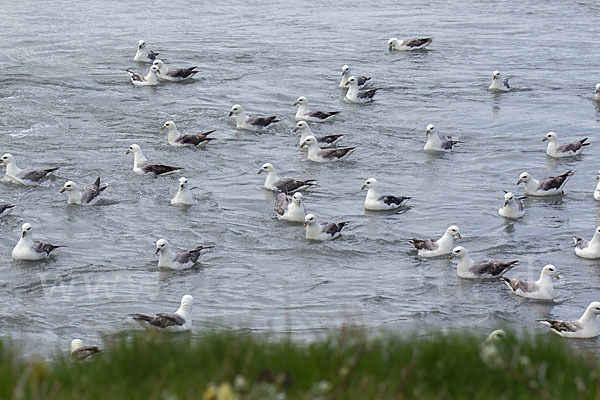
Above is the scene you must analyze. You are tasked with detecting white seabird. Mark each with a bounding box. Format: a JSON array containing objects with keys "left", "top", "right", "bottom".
[
  {"left": 409, "top": 225, "right": 461, "bottom": 257},
  {"left": 449, "top": 246, "right": 518, "bottom": 279},
  {"left": 160, "top": 121, "right": 215, "bottom": 147},
  {"left": 70, "top": 339, "right": 102, "bottom": 361},
  {"left": 594, "top": 171, "right": 600, "bottom": 201},
  {"left": 293, "top": 96, "right": 340, "bottom": 122},
  {"left": 126, "top": 144, "right": 182, "bottom": 176},
  {"left": 133, "top": 40, "right": 159, "bottom": 62},
  {"left": 61, "top": 178, "right": 108, "bottom": 205},
  {"left": 300, "top": 136, "right": 356, "bottom": 163},
  {"left": 340, "top": 65, "right": 370, "bottom": 88},
  {"left": 488, "top": 70, "right": 510, "bottom": 92},
  {"left": 573, "top": 226, "right": 600, "bottom": 259},
  {"left": 344, "top": 76, "right": 378, "bottom": 103},
  {"left": 171, "top": 177, "right": 197, "bottom": 205},
  {"left": 12, "top": 223, "right": 62, "bottom": 261},
  {"left": 542, "top": 132, "right": 589, "bottom": 158},
  {"left": 130, "top": 294, "right": 193, "bottom": 332},
  {"left": 498, "top": 191, "right": 524, "bottom": 219},
  {"left": 152, "top": 59, "right": 198, "bottom": 82},
  {"left": 257, "top": 163, "right": 316, "bottom": 193},
  {"left": 125, "top": 64, "right": 160, "bottom": 86},
  {"left": 1, "top": 153, "right": 59, "bottom": 186},
  {"left": 361, "top": 178, "right": 410, "bottom": 211},
  {"left": 228, "top": 104, "right": 279, "bottom": 131},
  {"left": 155, "top": 239, "right": 212, "bottom": 270},
  {"left": 304, "top": 213, "right": 347, "bottom": 241},
  {"left": 423, "top": 124, "right": 460, "bottom": 152},
  {"left": 538, "top": 301, "right": 600, "bottom": 338},
  {"left": 0, "top": 204, "right": 15, "bottom": 217},
  {"left": 595, "top": 83, "right": 600, "bottom": 98},
  {"left": 387, "top": 37, "right": 433, "bottom": 51},
  {"left": 502, "top": 264, "right": 560, "bottom": 300},
  {"left": 517, "top": 170, "right": 573, "bottom": 196},
  {"left": 292, "top": 121, "right": 344, "bottom": 148},
  {"left": 274, "top": 192, "right": 305, "bottom": 222}
]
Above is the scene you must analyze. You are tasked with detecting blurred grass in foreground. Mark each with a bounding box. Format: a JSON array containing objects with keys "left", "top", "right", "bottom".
[{"left": 0, "top": 328, "right": 599, "bottom": 399}]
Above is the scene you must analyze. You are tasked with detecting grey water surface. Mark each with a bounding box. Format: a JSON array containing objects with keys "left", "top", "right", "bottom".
[{"left": 1, "top": 0, "right": 600, "bottom": 357}]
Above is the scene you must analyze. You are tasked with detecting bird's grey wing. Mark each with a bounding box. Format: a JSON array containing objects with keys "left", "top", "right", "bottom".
[
  {"left": 503, "top": 277, "right": 535, "bottom": 292},
  {"left": 126, "top": 70, "right": 144, "bottom": 82},
  {"left": 472, "top": 260, "right": 518, "bottom": 276},
  {"left": 441, "top": 136, "right": 459, "bottom": 150},
  {"left": 140, "top": 161, "right": 181, "bottom": 175},
  {"left": 147, "top": 51, "right": 159, "bottom": 61},
  {"left": 515, "top": 197, "right": 524, "bottom": 211},
  {"left": 274, "top": 193, "right": 290, "bottom": 216},
  {"left": 131, "top": 313, "right": 185, "bottom": 328},
  {"left": 557, "top": 139, "right": 588, "bottom": 153},
  {"left": 404, "top": 38, "right": 432, "bottom": 47},
  {"left": 167, "top": 67, "right": 198, "bottom": 79},
  {"left": 33, "top": 240, "right": 61, "bottom": 255},
  {"left": 542, "top": 319, "right": 581, "bottom": 333},
  {"left": 177, "top": 132, "right": 215, "bottom": 146},
  {"left": 306, "top": 111, "right": 340, "bottom": 119},
  {"left": 357, "top": 89, "right": 378, "bottom": 99},
  {"left": 317, "top": 134, "right": 344, "bottom": 144},
  {"left": 538, "top": 171, "right": 573, "bottom": 190},
  {"left": 320, "top": 147, "right": 355, "bottom": 159},
  {"left": 19, "top": 167, "right": 59, "bottom": 182},
  {"left": 378, "top": 195, "right": 410, "bottom": 206},
  {"left": 247, "top": 116, "right": 279, "bottom": 127},
  {"left": 502, "top": 78, "right": 510, "bottom": 89},
  {"left": 274, "top": 178, "right": 316, "bottom": 193},
  {"left": 574, "top": 237, "right": 589, "bottom": 249},
  {"left": 357, "top": 76, "right": 371, "bottom": 86},
  {"left": 0, "top": 204, "right": 15, "bottom": 214},
  {"left": 409, "top": 238, "right": 437, "bottom": 251},
  {"left": 321, "top": 222, "right": 347, "bottom": 235},
  {"left": 73, "top": 346, "right": 101, "bottom": 360},
  {"left": 173, "top": 250, "right": 200, "bottom": 265}
]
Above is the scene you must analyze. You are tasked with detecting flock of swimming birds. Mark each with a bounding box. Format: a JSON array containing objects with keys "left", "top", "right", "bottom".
[{"left": 3, "top": 36, "right": 600, "bottom": 360}]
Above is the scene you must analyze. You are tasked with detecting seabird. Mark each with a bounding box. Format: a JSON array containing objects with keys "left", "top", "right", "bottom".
[
  {"left": 0, "top": 153, "right": 59, "bottom": 186},
  {"left": 538, "top": 301, "right": 600, "bottom": 338},
  {"left": 573, "top": 226, "right": 600, "bottom": 259},
  {"left": 409, "top": 225, "right": 462, "bottom": 257},
  {"left": 498, "top": 191, "right": 524, "bottom": 219},
  {"left": 130, "top": 294, "right": 193, "bottom": 332},
  {"left": 449, "top": 246, "right": 518, "bottom": 279},
  {"left": 257, "top": 163, "right": 316, "bottom": 193},
  {"left": 160, "top": 121, "right": 215, "bottom": 147},
  {"left": 274, "top": 192, "right": 305, "bottom": 222},
  {"left": 171, "top": 177, "right": 197, "bottom": 205},
  {"left": 0, "top": 204, "right": 15, "bottom": 217},
  {"left": 340, "top": 65, "right": 370, "bottom": 88},
  {"left": 228, "top": 104, "right": 279, "bottom": 131},
  {"left": 485, "top": 329, "right": 506, "bottom": 343},
  {"left": 423, "top": 124, "right": 460, "bottom": 152},
  {"left": 293, "top": 96, "right": 340, "bottom": 122},
  {"left": 388, "top": 37, "right": 433, "bottom": 51},
  {"left": 12, "top": 223, "right": 62, "bottom": 261},
  {"left": 517, "top": 170, "right": 573, "bottom": 196},
  {"left": 155, "top": 239, "right": 212, "bottom": 270},
  {"left": 502, "top": 264, "right": 560, "bottom": 300},
  {"left": 300, "top": 136, "right": 356, "bottom": 163},
  {"left": 70, "top": 339, "right": 102, "bottom": 361},
  {"left": 304, "top": 213, "right": 347, "bottom": 241},
  {"left": 152, "top": 59, "right": 198, "bottom": 82},
  {"left": 361, "top": 178, "right": 410, "bottom": 210},
  {"left": 488, "top": 70, "right": 510, "bottom": 92},
  {"left": 594, "top": 171, "right": 600, "bottom": 201},
  {"left": 126, "top": 144, "right": 182, "bottom": 176},
  {"left": 125, "top": 64, "right": 160, "bottom": 86},
  {"left": 595, "top": 83, "right": 600, "bottom": 98},
  {"left": 542, "top": 132, "right": 589, "bottom": 158},
  {"left": 292, "top": 121, "right": 344, "bottom": 148},
  {"left": 344, "top": 76, "right": 378, "bottom": 103},
  {"left": 133, "top": 40, "right": 159, "bottom": 62},
  {"left": 60, "top": 178, "right": 108, "bottom": 205}
]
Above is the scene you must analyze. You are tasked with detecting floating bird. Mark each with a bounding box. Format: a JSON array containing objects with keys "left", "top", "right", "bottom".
[
  {"left": 304, "top": 213, "right": 347, "bottom": 241},
  {"left": 133, "top": 40, "right": 159, "bottom": 62},
  {"left": 257, "top": 163, "right": 316, "bottom": 193},
  {"left": 450, "top": 246, "right": 518, "bottom": 279},
  {"left": 292, "top": 121, "right": 344, "bottom": 147},
  {"left": 0, "top": 153, "right": 59, "bottom": 186},
  {"left": 387, "top": 37, "right": 433, "bottom": 51},
  {"left": 517, "top": 170, "right": 573, "bottom": 196},
  {"left": 160, "top": 121, "right": 215, "bottom": 147},
  {"left": 340, "top": 65, "right": 370, "bottom": 88},
  {"left": 300, "top": 136, "right": 356, "bottom": 162},
  {"left": 12, "top": 223, "right": 62, "bottom": 261},
  {"left": 125, "top": 64, "right": 160, "bottom": 86},
  {"left": 70, "top": 339, "right": 102, "bottom": 361},
  {"left": 498, "top": 191, "right": 524, "bottom": 219},
  {"left": 594, "top": 171, "right": 600, "bottom": 201},
  {"left": 538, "top": 301, "right": 600, "bottom": 338},
  {"left": 293, "top": 96, "right": 340, "bottom": 122},
  {"left": 274, "top": 192, "right": 305, "bottom": 222},
  {"left": 423, "top": 124, "right": 460, "bottom": 152},
  {"left": 344, "top": 76, "right": 378, "bottom": 103},
  {"left": 502, "top": 264, "right": 560, "bottom": 300},
  {"left": 595, "top": 83, "right": 600, "bottom": 98},
  {"left": 155, "top": 239, "right": 212, "bottom": 270},
  {"left": 228, "top": 104, "right": 279, "bottom": 131},
  {"left": 542, "top": 132, "right": 589, "bottom": 158},
  {"left": 130, "top": 294, "right": 193, "bottom": 332},
  {"left": 485, "top": 329, "right": 506, "bottom": 343},
  {"left": 171, "top": 177, "right": 197, "bottom": 205},
  {"left": 409, "top": 226, "right": 462, "bottom": 257},
  {"left": 61, "top": 178, "right": 108, "bottom": 205},
  {"left": 126, "top": 144, "right": 182, "bottom": 176},
  {"left": 0, "top": 204, "right": 15, "bottom": 217},
  {"left": 488, "top": 70, "right": 510, "bottom": 92},
  {"left": 152, "top": 59, "right": 198, "bottom": 82},
  {"left": 573, "top": 226, "right": 600, "bottom": 259},
  {"left": 361, "top": 178, "right": 410, "bottom": 211}
]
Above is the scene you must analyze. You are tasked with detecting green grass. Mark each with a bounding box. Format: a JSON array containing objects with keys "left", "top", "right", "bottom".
[{"left": 0, "top": 328, "right": 598, "bottom": 399}]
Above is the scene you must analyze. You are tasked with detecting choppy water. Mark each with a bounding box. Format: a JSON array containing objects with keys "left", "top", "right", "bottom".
[{"left": 1, "top": 0, "right": 600, "bottom": 356}]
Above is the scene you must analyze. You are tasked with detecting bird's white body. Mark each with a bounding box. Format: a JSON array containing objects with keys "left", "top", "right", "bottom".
[
  {"left": 301, "top": 136, "right": 355, "bottom": 163},
  {"left": 517, "top": 172, "right": 570, "bottom": 196},
  {"left": 594, "top": 172, "right": 600, "bottom": 201},
  {"left": 388, "top": 38, "right": 432, "bottom": 51},
  {"left": 452, "top": 248, "right": 478, "bottom": 278},
  {"left": 539, "top": 302, "right": 600, "bottom": 338},
  {"left": 304, "top": 214, "right": 345, "bottom": 241},
  {"left": 171, "top": 177, "right": 197, "bottom": 205},
  {"left": 2, "top": 156, "right": 27, "bottom": 185},
  {"left": 503, "top": 265, "right": 558, "bottom": 300},
  {"left": 12, "top": 235, "right": 46, "bottom": 260},
  {"left": 488, "top": 71, "right": 510, "bottom": 92},
  {"left": 156, "top": 240, "right": 192, "bottom": 270},
  {"left": 278, "top": 193, "right": 305, "bottom": 222},
  {"left": 574, "top": 229, "right": 600, "bottom": 259},
  {"left": 129, "top": 66, "right": 159, "bottom": 86},
  {"left": 259, "top": 164, "right": 280, "bottom": 191},
  {"left": 414, "top": 226, "right": 461, "bottom": 257},
  {"left": 129, "top": 146, "right": 149, "bottom": 175},
  {"left": 344, "top": 81, "right": 367, "bottom": 103},
  {"left": 293, "top": 96, "right": 338, "bottom": 122},
  {"left": 498, "top": 192, "right": 524, "bottom": 219},
  {"left": 361, "top": 178, "right": 406, "bottom": 211},
  {"left": 542, "top": 132, "right": 587, "bottom": 158},
  {"left": 164, "top": 123, "right": 187, "bottom": 146},
  {"left": 134, "top": 295, "right": 194, "bottom": 332},
  {"left": 423, "top": 132, "right": 444, "bottom": 152}
]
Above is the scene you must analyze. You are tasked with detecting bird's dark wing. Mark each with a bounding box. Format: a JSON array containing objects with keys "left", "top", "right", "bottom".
[
  {"left": 404, "top": 38, "right": 432, "bottom": 48},
  {"left": 140, "top": 162, "right": 182, "bottom": 176},
  {"left": 316, "top": 134, "right": 344, "bottom": 144},
  {"left": 0, "top": 204, "right": 16, "bottom": 215},
  {"left": 378, "top": 195, "right": 410, "bottom": 206},
  {"left": 126, "top": 70, "right": 144, "bottom": 82},
  {"left": 322, "top": 222, "right": 347, "bottom": 236},
  {"left": 357, "top": 76, "right": 371, "bottom": 86},
  {"left": 176, "top": 131, "right": 216, "bottom": 146},
  {"left": 131, "top": 313, "right": 185, "bottom": 328},
  {"left": 72, "top": 346, "right": 102, "bottom": 361},
  {"left": 306, "top": 111, "right": 340, "bottom": 120},
  {"left": 275, "top": 179, "right": 316, "bottom": 193},
  {"left": 274, "top": 193, "right": 291, "bottom": 216},
  {"left": 540, "top": 319, "right": 581, "bottom": 333},
  {"left": 408, "top": 238, "right": 437, "bottom": 251},
  {"left": 538, "top": 171, "right": 573, "bottom": 191},
  {"left": 247, "top": 116, "right": 279, "bottom": 127},
  {"left": 167, "top": 67, "right": 198, "bottom": 79},
  {"left": 20, "top": 167, "right": 59, "bottom": 182},
  {"left": 33, "top": 241, "right": 62, "bottom": 255},
  {"left": 357, "top": 89, "right": 378, "bottom": 99},
  {"left": 557, "top": 138, "right": 589, "bottom": 153},
  {"left": 502, "top": 277, "right": 535, "bottom": 292},
  {"left": 321, "top": 147, "right": 355, "bottom": 159},
  {"left": 472, "top": 260, "right": 518, "bottom": 277}
]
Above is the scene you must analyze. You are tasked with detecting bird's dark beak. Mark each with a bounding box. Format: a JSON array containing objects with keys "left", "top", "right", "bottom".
[
  {"left": 125, "top": 150, "right": 130, "bottom": 155},
  {"left": 456, "top": 233, "right": 462, "bottom": 239},
  {"left": 228, "top": 111, "right": 233, "bottom": 117},
  {"left": 155, "top": 248, "right": 160, "bottom": 254},
  {"left": 21, "top": 232, "right": 26, "bottom": 238},
  {"left": 292, "top": 127, "right": 298, "bottom": 133},
  {"left": 553, "top": 273, "right": 560, "bottom": 280},
  {"left": 257, "top": 169, "right": 263, "bottom": 174},
  {"left": 160, "top": 126, "right": 165, "bottom": 131},
  {"left": 516, "top": 179, "right": 522, "bottom": 185},
  {"left": 541, "top": 137, "right": 547, "bottom": 142},
  {"left": 596, "top": 175, "right": 600, "bottom": 181},
  {"left": 448, "top": 254, "right": 455, "bottom": 260},
  {"left": 503, "top": 201, "right": 509, "bottom": 207},
  {"left": 360, "top": 184, "right": 366, "bottom": 190},
  {"left": 426, "top": 130, "right": 431, "bottom": 136},
  {"left": 60, "top": 187, "right": 67, "bottom": 193},
  {"left": 292, "top": 102, "right": 298, "bottom": 106},
  {"left": 303, "top": 223, "right": 307, "bottom": 227}
]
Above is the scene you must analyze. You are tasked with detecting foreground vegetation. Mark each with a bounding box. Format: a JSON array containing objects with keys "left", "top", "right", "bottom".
[{"left": 0, "top": 328, "right": 599, "bottom": 399}]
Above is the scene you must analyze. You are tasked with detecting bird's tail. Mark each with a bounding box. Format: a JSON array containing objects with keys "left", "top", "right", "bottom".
[{"left": 130, "top": 313, "right": 152, "bottom": 323}]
